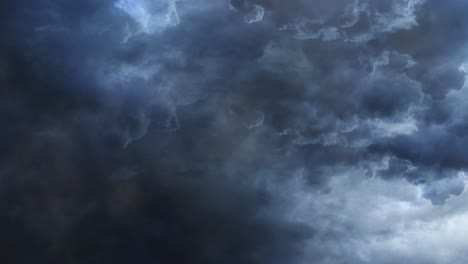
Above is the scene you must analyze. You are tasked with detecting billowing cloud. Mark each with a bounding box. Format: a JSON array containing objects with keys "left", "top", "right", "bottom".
[{"left": 2, "top": 0, "right": 468, "bottom": 263}]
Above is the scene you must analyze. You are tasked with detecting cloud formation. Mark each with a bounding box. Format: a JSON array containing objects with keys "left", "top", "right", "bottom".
[{"left": 2, "top": 0, "right": 468, "bottom": 263}]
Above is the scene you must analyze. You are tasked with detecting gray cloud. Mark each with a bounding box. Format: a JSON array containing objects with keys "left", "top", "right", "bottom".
[{"left": 2, "top": 0, "right": 468, "bottom": 263}]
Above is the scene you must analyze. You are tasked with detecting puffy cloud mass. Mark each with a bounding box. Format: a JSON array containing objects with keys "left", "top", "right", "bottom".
[{"left": 2, "top": 0, "right": 468, "bottom": 263}]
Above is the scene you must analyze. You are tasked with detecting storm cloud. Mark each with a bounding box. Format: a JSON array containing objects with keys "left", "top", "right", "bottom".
[{"left": 2, "top": 0, "right": 468, "bottom": 263}]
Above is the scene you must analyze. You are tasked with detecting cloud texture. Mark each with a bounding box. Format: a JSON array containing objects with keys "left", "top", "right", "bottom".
[{"left": 2, "top": 0, "right": 468, "bottom": 263}]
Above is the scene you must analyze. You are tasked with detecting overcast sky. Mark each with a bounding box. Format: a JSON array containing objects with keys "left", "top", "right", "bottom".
[{"left": 2, "top": 0, "right": 468, "bottom": 263}]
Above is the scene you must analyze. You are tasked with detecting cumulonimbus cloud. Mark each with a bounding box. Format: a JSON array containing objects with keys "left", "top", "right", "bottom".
[{"left": 2, "top": 0, "right": 468, "bottom": 263}]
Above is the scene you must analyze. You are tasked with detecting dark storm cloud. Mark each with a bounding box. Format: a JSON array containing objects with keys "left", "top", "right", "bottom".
[
  {"left": 1, "top": 1, "right": 312, "bottom": 263},
  {"left": 2, "top": 0, "right": 468, "bottom": 263},
  {"left": 235, "top": 0, "right": 468, "bottom": 205}
]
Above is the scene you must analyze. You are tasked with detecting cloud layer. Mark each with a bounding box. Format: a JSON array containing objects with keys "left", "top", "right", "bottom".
[{"left": 2, "top": 0, "right": 468, "bottom": 263}]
